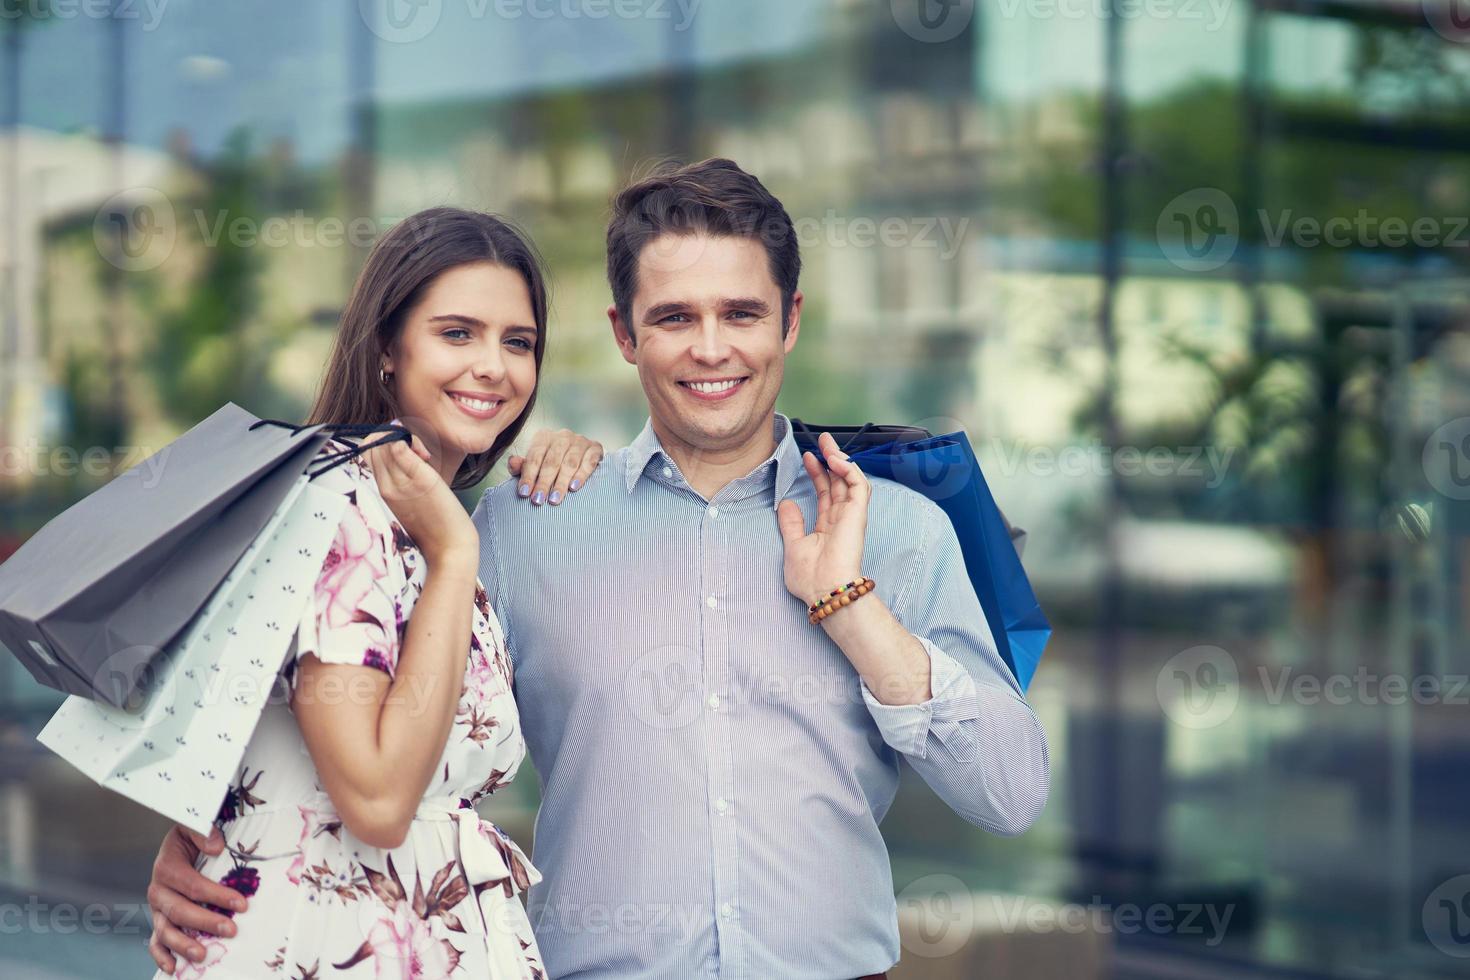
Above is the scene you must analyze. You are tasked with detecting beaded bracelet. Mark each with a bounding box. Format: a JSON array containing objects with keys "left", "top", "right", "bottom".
[{"left": 808, "top": 576, "right": 876, "bottom": 625}]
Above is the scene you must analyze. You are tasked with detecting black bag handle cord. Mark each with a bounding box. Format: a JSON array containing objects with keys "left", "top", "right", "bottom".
[
  {"left": 248, "top": 419, "right": 415, "bottom": 480},
  {"left": 789, "top": 418, "right": 878, "bottom": 455}
]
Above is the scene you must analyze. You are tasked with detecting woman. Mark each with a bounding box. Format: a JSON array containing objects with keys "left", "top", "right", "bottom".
[{"left": 146, "top": 207, "right": 599, "bottom": 978}]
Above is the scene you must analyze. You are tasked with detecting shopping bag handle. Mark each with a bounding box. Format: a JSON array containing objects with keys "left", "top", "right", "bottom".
[
  {"left": 248, "top": 419, "right": 415, "bottom": 480},
  {"left": 788, "top": 418, "right": 933, "bottom": 454},
  {"left": 789, "top": 419, "right": 878, "bottom": 454}
]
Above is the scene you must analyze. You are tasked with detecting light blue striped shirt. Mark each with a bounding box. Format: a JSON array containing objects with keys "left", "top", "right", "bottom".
[{"left": 472, "top": 412, "right": 1049, "bottom": 980}]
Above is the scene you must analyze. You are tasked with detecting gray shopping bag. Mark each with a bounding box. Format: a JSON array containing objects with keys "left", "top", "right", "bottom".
[
  {"left": 0, "top": 403, "right": 332, "bottom": 708},
  {"left": 37, "top": 477, "right": 348, "bottom": 834}
]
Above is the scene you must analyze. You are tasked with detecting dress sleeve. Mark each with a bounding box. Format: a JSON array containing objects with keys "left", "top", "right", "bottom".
[{"left": 290, "top": 487, "right": 402, "bottom": 687}]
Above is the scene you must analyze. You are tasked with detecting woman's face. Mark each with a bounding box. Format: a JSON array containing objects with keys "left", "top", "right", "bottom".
[{"left": 383, "top": 261, "right": 538, "bottom": 473}]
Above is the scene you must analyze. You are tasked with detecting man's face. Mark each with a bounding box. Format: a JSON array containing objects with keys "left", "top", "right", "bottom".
[{"left": 611, "top": 233, "right": 801, "bottom": 455}]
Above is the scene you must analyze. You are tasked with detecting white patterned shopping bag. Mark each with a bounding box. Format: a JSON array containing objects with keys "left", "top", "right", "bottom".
[{"left": 37, "top": 477, "right": 348, "bottom": 835}]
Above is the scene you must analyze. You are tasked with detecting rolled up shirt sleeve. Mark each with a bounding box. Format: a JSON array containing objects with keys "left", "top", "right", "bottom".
[{"left": 859, "top": 496, "right": 1050, "bottom": 837}]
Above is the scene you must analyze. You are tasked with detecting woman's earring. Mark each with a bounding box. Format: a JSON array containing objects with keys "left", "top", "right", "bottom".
[{"left": 379, "top": 366, "right": 392, "bottom": 385}]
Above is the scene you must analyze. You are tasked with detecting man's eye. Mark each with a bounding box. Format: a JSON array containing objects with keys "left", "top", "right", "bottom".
[
  {"left": 729, "top": 310, "right": 754, "bottom": 320},
  {"left": 659, "top": 314, "right": 689, "bottom": 324}
]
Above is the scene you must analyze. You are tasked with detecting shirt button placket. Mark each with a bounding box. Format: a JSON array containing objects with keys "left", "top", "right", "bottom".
[{"left": 702, "top": 495, "right": 739, "bottom": 971}]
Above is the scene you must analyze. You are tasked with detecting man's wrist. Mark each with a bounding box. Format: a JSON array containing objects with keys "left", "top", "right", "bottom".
[{"left": 807, "top": 574, "right": 873, "bottom": 624}]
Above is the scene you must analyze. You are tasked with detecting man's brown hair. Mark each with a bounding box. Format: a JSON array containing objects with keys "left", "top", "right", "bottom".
[{"left": 606, "top": 158, "right": 800, "bottom": 344}]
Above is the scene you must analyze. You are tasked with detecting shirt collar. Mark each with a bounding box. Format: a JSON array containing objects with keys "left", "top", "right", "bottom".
[{"left": 624, "top": 412, "right": 805, "bottom": 509}]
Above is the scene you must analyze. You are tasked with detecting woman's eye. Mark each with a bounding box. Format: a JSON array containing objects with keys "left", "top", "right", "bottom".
[
  {"left": 507, "top": 337, "right": 533, "bottom": 351},
  {"left": 443, "top": 328, "right": 472, "bottom": 341}
]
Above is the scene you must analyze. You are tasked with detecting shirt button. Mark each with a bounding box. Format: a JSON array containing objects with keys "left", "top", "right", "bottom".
[
  {"left": 716, "top": 797, "right": 729, "bottom": 814},
  {"left": 707, "top": 505, "right": 719, "bottom": 518},
  {"left": 707, "top": 693, "right": 721, "bottom": 710},
  {"left": 661, "top": 466, "right": 673, "bottom": 479},
  {"left": 705, "top": 595, "right": 717, "bottom": 609},
  {"left": 721, "top": 903, "right": 734, "bottom": 918}
]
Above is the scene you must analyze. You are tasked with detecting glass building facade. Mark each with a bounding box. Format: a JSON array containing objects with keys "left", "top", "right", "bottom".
[{"left": 1, "top": 2, "right": 1468, "bottom": 977}]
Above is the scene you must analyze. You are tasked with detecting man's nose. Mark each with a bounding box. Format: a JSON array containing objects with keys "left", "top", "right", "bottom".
[{"left": 690, "top": 317, "right": 731, "bottom": 362}]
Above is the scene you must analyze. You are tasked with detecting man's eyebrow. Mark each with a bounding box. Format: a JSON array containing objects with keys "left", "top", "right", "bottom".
[
  {"left": 723, "top": 297, "right": 772, "bottom": 314},
  {"left": 642, "top": 301, "right": 692, "bottom": 322},
  {"left": 642, "top": 298, "right": 773, "bottom": 321}
]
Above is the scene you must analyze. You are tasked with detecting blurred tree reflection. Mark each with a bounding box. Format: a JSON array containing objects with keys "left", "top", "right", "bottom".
[{"left": 139, "top": 130, "right": 273, "bottom": 427}]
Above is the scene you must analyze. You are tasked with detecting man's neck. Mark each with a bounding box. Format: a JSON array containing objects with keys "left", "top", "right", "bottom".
[{"left": 652, "top": 416, "right": 779, "bottom": 501}]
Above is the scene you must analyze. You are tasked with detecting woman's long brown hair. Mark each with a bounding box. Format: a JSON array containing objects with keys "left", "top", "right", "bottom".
[{"left": 305, "top": 207, "right": 549, "bottom": 490}]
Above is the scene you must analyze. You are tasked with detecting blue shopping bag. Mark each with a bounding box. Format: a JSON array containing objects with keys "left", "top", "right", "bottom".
[{"left": 791, "top": 420, "right": 1050, "bottom": 690}]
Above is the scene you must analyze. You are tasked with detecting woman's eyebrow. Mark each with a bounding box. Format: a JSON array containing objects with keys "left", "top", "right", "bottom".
[
  {"left": 429, "top": 314, "right": 537, "bottom": 338},
  {"left": 428, "top": 313, "right": 486, "bottom": 328}
]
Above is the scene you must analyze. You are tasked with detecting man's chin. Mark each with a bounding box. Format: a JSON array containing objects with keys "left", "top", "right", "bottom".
[{"left": 673, "top": 414, "right": 762, "bottom": 448}]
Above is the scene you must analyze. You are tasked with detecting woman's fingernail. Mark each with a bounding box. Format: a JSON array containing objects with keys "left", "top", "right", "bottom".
[
  {"left": 192, "top": 948, "right": 205, "bottom": 962},
  {"left": 549, "top": 490, "right": 562, "bottom": 505},
  {"left": 569, "top": 479, "right": 582, "bottom": 492},
  {"left": 532, "top": 491, "right": 546, "bottom": 505},
  {"left": 518, "top": 483, "right": 531, "bottom": 498},
  {"left": 233, "top": 898, "right": 246, "bottom": 912},
  {"left": 222, "top": 921, "right": 236, "bottom": 937}
]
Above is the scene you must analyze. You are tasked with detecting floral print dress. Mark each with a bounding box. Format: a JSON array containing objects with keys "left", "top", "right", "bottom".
[{"left": 155, "top": 443, "right": 545, "bottom": 980}]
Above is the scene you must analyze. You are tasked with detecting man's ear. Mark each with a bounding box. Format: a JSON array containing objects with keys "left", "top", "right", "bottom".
[
  {"left": 782, "top": 290, "right": 804, "bottom": 354},
  {"left": 609, "top": 304, "right": 637, "bottom": 365}
]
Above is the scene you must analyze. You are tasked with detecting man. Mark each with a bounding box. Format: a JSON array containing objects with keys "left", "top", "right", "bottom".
[{"left": 147, "top": 158, "right": 1049, "bottom": 979}]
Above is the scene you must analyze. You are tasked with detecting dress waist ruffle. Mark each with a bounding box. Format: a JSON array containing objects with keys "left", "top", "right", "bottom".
[{"left": 221, "top": 793, "right": 540, "bottom": 898}]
